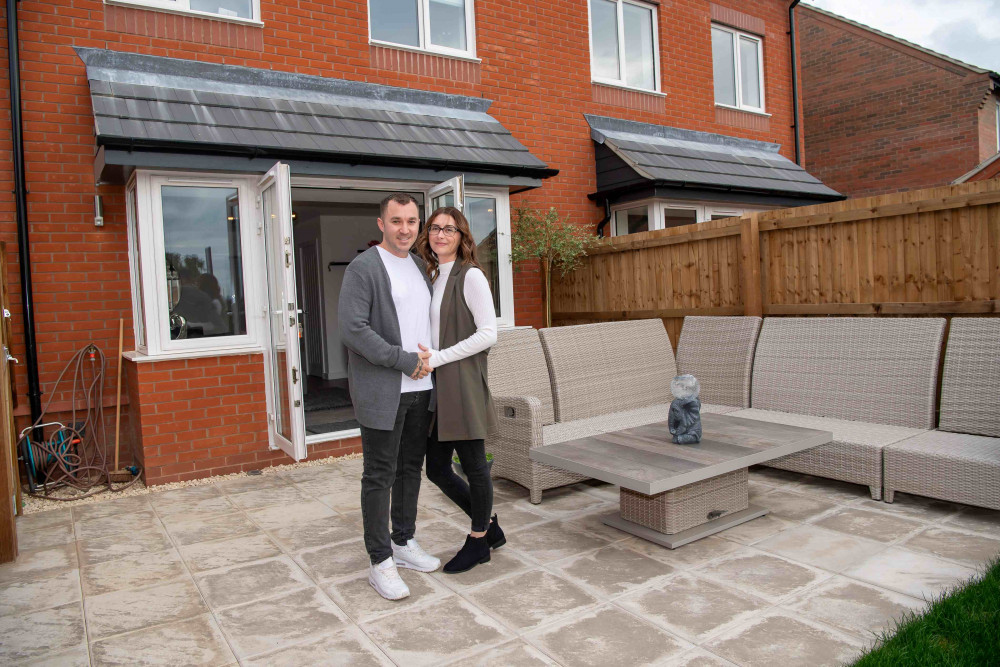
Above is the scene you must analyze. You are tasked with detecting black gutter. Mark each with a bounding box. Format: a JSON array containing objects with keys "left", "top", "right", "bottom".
[
  {"left": 7, "top": 0, "right": 43, "bottom": 426},
  {"left": 789, "top": 0, "right": 803, "bottom": 165}
]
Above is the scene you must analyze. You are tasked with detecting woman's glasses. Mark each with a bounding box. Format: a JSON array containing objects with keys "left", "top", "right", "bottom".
[{"left": 428, "top": 224, "right": 459, "bottom": 237}]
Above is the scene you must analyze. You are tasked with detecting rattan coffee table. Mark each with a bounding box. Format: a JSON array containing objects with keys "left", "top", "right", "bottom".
[{"left": 530, "top": 413, "right": 832, "bottom": 548}]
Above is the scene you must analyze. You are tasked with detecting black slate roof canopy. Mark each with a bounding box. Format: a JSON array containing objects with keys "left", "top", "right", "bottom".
[
  {"left": 586, "top": 114, "right": 841, "bottom": 201},
  {"left": 78, "top": 48, "right": 556, "bottom": 179}
]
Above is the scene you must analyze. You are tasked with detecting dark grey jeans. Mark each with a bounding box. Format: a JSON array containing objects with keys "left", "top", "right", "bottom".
[{"left": 359, "top": 389, "right": 431, "bottom": 565}]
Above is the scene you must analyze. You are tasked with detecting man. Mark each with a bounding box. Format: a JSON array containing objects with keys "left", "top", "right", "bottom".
[{"left": 338, "top": 192, "right": 440, "bottom": 601}]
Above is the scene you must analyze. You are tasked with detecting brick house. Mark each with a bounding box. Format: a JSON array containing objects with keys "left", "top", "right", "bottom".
[
  {"left": 799, "top": 5, "right": 1000, "bottom": 198},
  {"left": 2, "top": 0, "right": 838, "bottom": 485}
]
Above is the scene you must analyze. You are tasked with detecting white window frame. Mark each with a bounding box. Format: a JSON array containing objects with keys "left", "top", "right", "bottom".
[
  {"left": 712, "top": 24, "right": 766, "bottom": 114},
  {"left": 368, "top": 0, "right": 478, "bottom": 60},
  {"left": 104, "top": 0, "right": 263, "bottom": 26},
  {"left": 465, "top": 186, "right": 515, "bottom": 329},
  {"left": 609, "top": 199, "right": 772, "bottom": 236},
  {"left": 995, "top": 101, "right": 999, "bottom": 153},
  {"left": 130, "top": 171, "right": 264, "bottom": 357},
  {"left": 587, "top": 0, "right": 661, "bottom": 93}
]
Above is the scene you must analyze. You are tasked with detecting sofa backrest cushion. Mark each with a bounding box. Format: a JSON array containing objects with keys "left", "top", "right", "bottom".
[
  {"left": 751, "top": 317, "right": 945, "bottom": 429},
  {"left": 938, "top": 318, "right": 1000, "bottom": 437},
  {"left": 539, "top": 319, "right": 676, "bottom": 423},
  {"left": 677, "top": 316, "right": 762, "bottom": 408},
  {"left": 487, "top": 328, "right": 556, "bottom": 425}
]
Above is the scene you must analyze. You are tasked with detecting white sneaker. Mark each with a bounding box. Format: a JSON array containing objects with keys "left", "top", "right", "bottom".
[
  {"left": 369, "top": 557, "right": 410, "bottom": 600},
  {"left": 392, "top": 539, "right": 441, "bottom": 572}
]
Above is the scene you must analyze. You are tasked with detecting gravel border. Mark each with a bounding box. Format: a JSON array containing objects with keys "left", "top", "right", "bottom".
[{"left": 21, "top": 452, "right": 363, "bottom": 515}]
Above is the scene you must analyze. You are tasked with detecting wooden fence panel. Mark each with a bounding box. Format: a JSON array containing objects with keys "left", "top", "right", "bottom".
[{"left": 551, "top": 178, "right": 1000, "bottom": 348}]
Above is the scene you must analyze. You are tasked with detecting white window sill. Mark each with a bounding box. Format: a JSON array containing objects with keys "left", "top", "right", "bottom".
[
  {"left": 714, "top": 103, "right": 771, "bottom": 117},
  {"left": 369, "top": 40, "right": 481, "bottom": 63},
  {"left": 124, "top": 347, "right": 264, "bottom": 363},
  {"left": 592, "top": 80, "right": 666, "bottom": 97},
  {"left": 104, "top": 0, "right": 264, "bottom": 27}
]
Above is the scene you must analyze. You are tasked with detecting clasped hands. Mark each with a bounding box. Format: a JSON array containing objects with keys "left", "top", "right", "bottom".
[{"left": 410, "top": 343, "right": 434, "bottom": 380}]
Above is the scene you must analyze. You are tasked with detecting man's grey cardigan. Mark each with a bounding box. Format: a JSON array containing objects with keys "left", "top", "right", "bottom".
[{"left": 337, "top": 246, "right": 433, "bottom": 430}]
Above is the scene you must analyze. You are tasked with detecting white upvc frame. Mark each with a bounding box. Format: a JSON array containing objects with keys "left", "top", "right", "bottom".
[
  {"left": 711, "top": 24, "right": 766, "bottom": 114},
  {"left": 368, "top": 0, "right": 478, "bottom": 60},
  {"left": 465, "top": 185, "right": 515, "bottom": 329},
  {"left": 609, "top": 198, "right": 773, "bottom": 236},
  {"left": 587, "top": 0, "right": 661, "bottom": 93},
  {"left": 996, "top": 101, "right": 999, "bottom": 153},
  {"left": 104, "top": 0, "right": 263, "bottom": 26},
  {"left": 132, "top": 171, "right": 264, "bottom": 356}
]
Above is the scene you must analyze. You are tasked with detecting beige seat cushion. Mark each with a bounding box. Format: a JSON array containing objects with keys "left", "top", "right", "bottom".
[
  {"left": 886, "top": 430, "right": 1000, "bottom": 465},
  {"left": 729, "top": 408, "right": 926, "bottom": 449}
]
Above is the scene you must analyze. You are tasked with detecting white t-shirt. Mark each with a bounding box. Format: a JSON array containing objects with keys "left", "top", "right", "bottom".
[
  {"left": 428, "top": 261, "right": 498, "bottom": 368},
  {"left": 376, "top": 247, "right": 433, "bottom": 393}
]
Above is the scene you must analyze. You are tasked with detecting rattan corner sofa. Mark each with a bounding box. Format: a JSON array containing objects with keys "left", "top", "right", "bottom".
[
  {"left": 884, "top": 318, "right": 1000, "bottom": 510},
  {"left": 486, "top": 318, "right": 755, "bottom": 503}
]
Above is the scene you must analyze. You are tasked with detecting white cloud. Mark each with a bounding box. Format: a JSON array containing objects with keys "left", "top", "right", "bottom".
[{"left": 805, "top": 0, "right": 1000, "bottom": 72}]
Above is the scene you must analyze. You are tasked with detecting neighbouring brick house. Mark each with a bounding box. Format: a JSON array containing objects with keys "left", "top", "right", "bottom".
[
  {"left": 1, "top": 0, "right": 839, "bottom": 485},
  {"left": 799, "top": 5, "right": 1000, "bottom": 198}
]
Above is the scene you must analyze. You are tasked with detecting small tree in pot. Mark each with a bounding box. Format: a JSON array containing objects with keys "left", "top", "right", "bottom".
[{"left": 510, "top": 206, "right": 599, "bottom": 328}]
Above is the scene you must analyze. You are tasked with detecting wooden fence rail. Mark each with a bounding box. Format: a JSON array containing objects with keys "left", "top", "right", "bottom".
[{"left": 551, "top": 178, "right": 1000, "bottom": 348}]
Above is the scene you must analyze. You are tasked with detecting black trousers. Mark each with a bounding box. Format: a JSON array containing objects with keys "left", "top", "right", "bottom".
[
  {"left": 425, "top": 422, "right": 493, "bottom": 533},
  {"left": 359, "top": 390, "right": 431, "bottom": 565}
]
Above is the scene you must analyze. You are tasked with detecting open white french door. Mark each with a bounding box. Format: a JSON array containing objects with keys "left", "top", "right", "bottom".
[
  {"left": 258, "top": 162, "right": 307, "bottom": 460},
  {"left": 428, "top": 175, "right": 465, "bottom": 212}
]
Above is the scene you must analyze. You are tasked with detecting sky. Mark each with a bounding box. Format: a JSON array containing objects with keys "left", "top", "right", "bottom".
[{"left": 806, "top": 0, "right": 1000, "bottom": 73}]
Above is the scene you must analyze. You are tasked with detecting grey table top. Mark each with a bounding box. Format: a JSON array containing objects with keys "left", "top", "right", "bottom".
[{"left": 530, "top": 413, "right": 832, "bottom": 495}]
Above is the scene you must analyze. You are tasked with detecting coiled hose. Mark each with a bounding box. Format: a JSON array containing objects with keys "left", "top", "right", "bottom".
[{"left": 17, "top": 342, "right": 143, "bottom": 499}]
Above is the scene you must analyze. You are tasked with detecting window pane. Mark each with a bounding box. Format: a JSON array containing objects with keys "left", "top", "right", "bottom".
[
  {"left": 590, "top": 0, "right": 620, "bottom": 80},
  {"left": 370, "top": 0, "right": 420, "bottom": 47},
  {"left": 663, "top": 208, "right": 698, "bottom": 228},
  {"left": 429, "top": 0, "right": 467, "bottom": 51},
  {"left": 614, "top": 206, "right": 648, "bottom": 235},
  {"left": 189, "top": 0, "right": 252, "bottom": 19},
  {"left": 466, "top": 196, "right": 501, "bottom": 317},
  {"left": 161, "top": 186, "right": 247, "bottom": 341},
  {"left": 739, "top": 36, "right": 762, "bottom": 108},
  {"left": 623, "top": 3, "right": 655, "bottom": 89},
  {"left": 712, "top": 27, "right": 736, "bottom": 106},
  {"left": 126, "top": 187, "right": 146, "bottom": 348}
]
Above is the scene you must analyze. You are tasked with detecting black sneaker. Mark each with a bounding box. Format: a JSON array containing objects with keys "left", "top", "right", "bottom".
[
  {"left": 443, "top": 534, "right": 491, "bottom": 574},
  {"left": 486, "top": 514, "right": 506, "bottom": 550}
]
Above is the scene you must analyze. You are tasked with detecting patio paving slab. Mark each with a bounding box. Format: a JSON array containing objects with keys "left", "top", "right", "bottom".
[
  {"left": 665, "top": 647, "right": 740, "bottom": 666},
  {"left": 616, "top": 572, "right": 769, "bottom": 643},
  {"left": 80, "top": 548, "right": 186, "bottom": 596},
  {"left": 844, "top": 546, "right": 978, "bottom": 599},
  {"left": 22, "top": 644, "right": 91, "bottom": 667},
  {"left": 811, "top": 506, "right": 926, "bottom": 543},
  {"left": 550, "top": 544, "right": 675, "bottom": 598},
  {"left": 179, "top": 532, "right": 283, "bottom": 573},
  {"left": 526, "top": 604, "right": 688, "bottom": 666},
  {"left": 510, "top": 485, "right": 609, "bottom": 517},
  {"left": 507, "top": 521, "right": 610, "bottom": 564},
  {"left": 150, "top": 494, "right": 237, "bottom": 520},
  {"left": 228, "top": 484, "right": 313, "bottom": 511},
  {"left": 295, "top": 538, "right": 372, "bottom": 581},
  {"left": 1, "top": 542, "right": 78, "bottom": 580},
  {"left": 326, "top": 569, "right": 453, "bottom": 624},
  {"left": 942, "top": 506, "right": 1000, "bottom": 537},
  {"left": 242, "top": 626, "right": 391, "bottom": 666},
  {"left": 754, "top": 524, "right": 886, "bottom": 572},
  {"left": 0, "top": 568, "right": 81, "bottom": 615},
  {"left": 247, "top": 499, "right": 337, "bottom": 530},
  {"left": 71, "top": 495, "right": 154, "bottom": 523},
  {"left": 467, "top": 569, "right": 598, "bottom": 632},
  {"left": 15, "top": 508, "right": 73, "bottom": 533},
  {"left": 430, "top": 547, "right": 534, "bottom": 591},
  {"left": 214, "top": 473, "right": 290, "bottom": 496},
  {"left": 703, "top": 609, "right": 864, "bottom": 667},
  {"left": 214, "top": 587, "right": 348, "bottom": 658},
  {"left": 754, "top": 489, "right": 838, "bottom": 522},
  {"left": 195, "top": 555, "right": 314, "bottom": 609},
  {"left": 77, "top": 525, "right": 173, "bottom": 567},
  {"left": 266, "top": 514, "right": 358, "bottom": 552},
  {"left": 902, "top": 525, "right": 1000, "bottom": 566},
  {"left": 16, "top": 521, "right": 77, "bottom": 551},
  {"left": 713, "top": 514, "right": 795, "bottom": 546},
  {"left": 83, "top": 578, "right": 208, "bottom": 639},
  {"left": 694, "top": 547, "right": 831, "bottom": 603},
  {"left": 857, "top": 492, "right": 963, "bottom": 522},
  {"left": 623, "top": 534, "right": 743, "bottom": 570},
  {"left": 361, "top": 597, "right": 514, "bottom": 667},
  {"left": 0, "top": 601, "right": 87, "bottom": 662},
  {"left": 89, "top": 613, "right": 236, "bottom": 667},
  {"left": 160, "top": 511, "right": 260, "bottom": 546},
  {"left": 74, "top": 509, "right": 161, "bottom": 541},
  {"left": 450, "top": 639, "right": 556, "bottom": 666},
  {"left": 782, "top": 575, "right": 926, "bottom": 640}
]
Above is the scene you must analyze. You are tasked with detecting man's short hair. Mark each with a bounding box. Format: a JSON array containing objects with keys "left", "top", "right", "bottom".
[{"left": 380, "top": 193, "right": 419, "bottom": 220}]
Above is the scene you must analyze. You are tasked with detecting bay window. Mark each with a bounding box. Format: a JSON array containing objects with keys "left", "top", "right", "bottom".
[
  {"left": 611, "top": 200, "right": 769, "bottom": 236},
  {"left": 369, "top": 0, "right": 477, "bottom": 58},
  {"left": 589, "top": 0, "right": 660, "bottom": 92},
  {"left": 712, "top": 25, "right": 765, "bottom": 113}
]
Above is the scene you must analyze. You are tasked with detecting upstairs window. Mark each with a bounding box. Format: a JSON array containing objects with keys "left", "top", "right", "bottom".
[
  {"left": 712, "top": 25, "right": 765, "bottom": 113},
  {"left": 589, "top": 0, "right": 660, "bottom": 92},
  {"left": 113, "top": 0, "right": 259, "bottom": 22},
  {"left": 369, "top": 0, "right": 477, "bottom": 58}
]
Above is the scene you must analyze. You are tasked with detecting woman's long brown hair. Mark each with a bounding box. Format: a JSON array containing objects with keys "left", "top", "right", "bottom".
[{"left": 416, "top": 206, "right": 484, "bottom": 282}]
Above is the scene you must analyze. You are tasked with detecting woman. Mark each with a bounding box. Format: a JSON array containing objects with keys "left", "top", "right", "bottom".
[{"left": 416, "top": 206, "right": 505, "bottom": 574}]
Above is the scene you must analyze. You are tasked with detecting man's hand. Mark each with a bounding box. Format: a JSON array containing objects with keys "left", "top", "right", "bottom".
[{"left": 410, "top": 345, "right": 434, "bottom": 380}]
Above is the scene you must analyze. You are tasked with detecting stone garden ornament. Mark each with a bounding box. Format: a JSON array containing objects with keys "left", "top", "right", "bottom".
[{"left": 669, "top": 374, "right": 702, "bottom": 444}]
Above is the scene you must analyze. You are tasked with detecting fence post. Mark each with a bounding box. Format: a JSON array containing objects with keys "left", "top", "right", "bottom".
[{"left": 740, "top": 215, "right": 763, "bottom": 317}]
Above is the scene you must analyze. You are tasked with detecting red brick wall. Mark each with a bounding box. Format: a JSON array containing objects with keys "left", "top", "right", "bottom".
[
  {"left": 977, "top": 94, "right": 999, "bottom": 163},
  {"left": 799, "top": 7, "right": 996, "bottom": 197},
  {"left": 2, "top": 0, "right": 801, "bottom": 480}
]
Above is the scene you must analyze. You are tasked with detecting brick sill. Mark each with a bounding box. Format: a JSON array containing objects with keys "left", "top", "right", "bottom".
[
  {"left": 714, "top": 104, "right": 771, "bottom": 118},
  {"left": 593, "top": 81, "right": 667, "bottom": 98},
  {"left": 369, "top": 40, "right": 481, "bottom": 64}
]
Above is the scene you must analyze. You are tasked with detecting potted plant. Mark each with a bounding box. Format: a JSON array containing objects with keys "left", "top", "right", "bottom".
[{"left": 510, "top": 205, "right": 600, "bottom": 328}]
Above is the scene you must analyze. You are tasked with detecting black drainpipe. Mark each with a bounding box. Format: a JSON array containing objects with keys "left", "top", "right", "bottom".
[
  {"left": 595, "top": 199, "right": 611, "bottom": 238},
  {"left": 7, "top": 0, "right": 43, "bottom": 426},
  {"left": 788, "top": 0, "right": 803, "bottom": 165}
]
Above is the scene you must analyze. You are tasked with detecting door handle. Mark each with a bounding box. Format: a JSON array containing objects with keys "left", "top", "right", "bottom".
[{"left": 291, "top": 367, "right": 299, "bottom": 384}]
